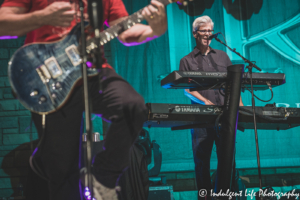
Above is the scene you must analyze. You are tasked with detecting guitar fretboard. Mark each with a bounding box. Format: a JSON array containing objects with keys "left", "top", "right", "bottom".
[{"left": 86, "top": 0, "right": 174, "bottom": 52}]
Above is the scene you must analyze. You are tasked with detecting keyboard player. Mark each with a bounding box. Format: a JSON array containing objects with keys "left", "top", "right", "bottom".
[{"left": 179, "top": 15, "right": 244, "bottom": 200}]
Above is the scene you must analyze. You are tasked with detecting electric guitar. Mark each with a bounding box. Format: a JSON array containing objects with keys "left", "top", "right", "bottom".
[{"left": 8, "top": 0, "right": 188, "bottom": 114}]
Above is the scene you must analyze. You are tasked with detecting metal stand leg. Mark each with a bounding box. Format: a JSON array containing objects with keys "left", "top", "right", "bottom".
[{"left": 214, "top": 64, "right": 244, "bottom": 196}]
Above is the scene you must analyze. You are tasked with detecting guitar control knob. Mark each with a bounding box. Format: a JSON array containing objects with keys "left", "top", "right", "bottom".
[
  {"left": 39, "top": 95, "right": 47, "bottom": 104},
  {"left": 51, "top": 93, "right": 57, "bottom": 99},
  {"left": 55, "top": 82, "right": 62, "bottom": 89},
  {"left": 30, "top": 90, "right": 39, "bottom": 97}
]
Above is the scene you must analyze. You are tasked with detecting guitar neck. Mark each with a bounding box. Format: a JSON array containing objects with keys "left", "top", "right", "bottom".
[
  {"left": 86, "top": 0, "right": 175, "bottom": 52},
  {"left": 100, "top": 7, "right": 145, "bottom": 44}
]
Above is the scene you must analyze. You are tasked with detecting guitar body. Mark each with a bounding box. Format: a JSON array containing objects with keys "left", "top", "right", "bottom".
[{"left": 8, "top": 24, "right": 98, "bottom": 114}]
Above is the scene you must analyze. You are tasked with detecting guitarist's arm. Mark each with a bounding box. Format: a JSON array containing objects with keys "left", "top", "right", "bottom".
[
  {"left": 0, "top": 2, "right": 75, "bottom": 37},
  {"left": 109, "top": 0, "right": 167, "bottom": 46}
]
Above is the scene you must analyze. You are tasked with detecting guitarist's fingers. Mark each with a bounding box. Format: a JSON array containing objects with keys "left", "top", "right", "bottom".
[
  {"left": 62, "top": 10, "right": 76, "bottom": 17},
  {"left": 51, "top": 2, "right": 73, "bottom": 12},
  {"left": 62, "top": 17, "right": 74, "bottom": 23},
  {"left": 142, "top": 7, "right": 152, "bottom": 21},
  {"left": 142, "top": 0, "right": 167, "bottom": 36},
  {"left": 148, "top": 5, "right": 158, "bottom": 16},
  {"left": 150, "top": 0, "right": 165, "bottom": 13},
  {"left": 60, "top": 15, "right": 74, "bottom": 22},
  {"left": 59, "top": 14, "right": 74, "bottom": 22},
  {"left": 55, "top": 19, "right": 72, "bottom": 27},
  {"left": 60, "top": 21, "right": 72, "bottom": 27}
]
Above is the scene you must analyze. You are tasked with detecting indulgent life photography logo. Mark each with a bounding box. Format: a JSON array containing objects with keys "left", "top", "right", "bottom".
[{"left": 198, "top": 189, "right": 300, "bottom": 199}]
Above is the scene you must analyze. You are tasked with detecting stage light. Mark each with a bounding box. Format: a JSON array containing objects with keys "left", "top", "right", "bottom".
[
  {"left": 84, "top": 187, "right": 96, "bottom": 200},
  {"left": 0, "top": 36, "right": 18, "bottom": 40}
]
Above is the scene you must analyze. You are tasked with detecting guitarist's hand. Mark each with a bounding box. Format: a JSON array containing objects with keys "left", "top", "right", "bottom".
[
  {"left": 41, "top": 2, "right": 75, "bottom": 27},
  {"left": 142, "top": 0, "right": 167, "bottom": 36}
]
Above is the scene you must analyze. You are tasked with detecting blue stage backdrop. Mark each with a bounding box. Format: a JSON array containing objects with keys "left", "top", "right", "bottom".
[{"left": 103, "top": 0, "right": 300, "bottom": 172}]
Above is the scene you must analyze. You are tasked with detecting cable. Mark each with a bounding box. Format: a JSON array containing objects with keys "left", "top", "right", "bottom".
[
  {"left": 190, "top": 79, "right": 205, "bottom": 89},
  {"left": 214, "top": 111, "right": 223, "bottom": 137},
  {"left": 243, "top": 82, "right": 273, "bottom": 102},
  {"left": 29, "top": 114, "right": 49, "bottom": 181},
  {"left": 191, "top": 79, "right": 226, "bottom": 91},
  {"left": 220, "top": 32, "right": 227, "bottom": 45},
  {"left": 30, "top": 117, "right": 33, "bottom": 155},
  {"left": 29, "top": 155, "right": 48, "bottom": 181},
  {"left": 28, "top": 117, "right": 48, "bottom": 180},
  {"left": 218, "top": 82, "right": 226, "bottom": 96}
]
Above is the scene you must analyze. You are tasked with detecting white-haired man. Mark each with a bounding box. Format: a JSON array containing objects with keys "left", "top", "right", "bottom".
[
  {"left": 0, "top": 0, "right": 167, "bottom": 200},
  {"left": 179, "top": 15, "right": 243, "bottom": 199}
]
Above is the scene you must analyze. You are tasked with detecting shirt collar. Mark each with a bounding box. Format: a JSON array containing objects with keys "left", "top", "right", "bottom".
[{"left": 192, "top": 46, "right": 216, "bottom": 57}]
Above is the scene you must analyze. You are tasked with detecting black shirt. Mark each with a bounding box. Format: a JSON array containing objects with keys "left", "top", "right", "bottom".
[{"left": 179, "top": 47, "right": 232, "bottom": 105}]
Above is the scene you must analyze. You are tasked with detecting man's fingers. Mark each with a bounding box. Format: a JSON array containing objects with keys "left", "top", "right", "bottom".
[
  {"left": 150, "top": 0, "right": 164, "bottom": 13},
  {"left": 142, "top": 7, "right": 153, "bottom": 21},
  {"left": 62, "top": 17, "right": 74, "bottom": 23},
  {"left": 143, "top": 7, "right": 152, "bottom": 17},
  {"left": 53, "top": 2, "right": 73, "bottom": 13},
  {"left": 141, "top": 9, "right": 148, "bottom": 21},
  {"left": 55, "top": 2, "right": 72, "bottom": 9},
  {"left": 148, "top": 5, "right": 158, "bottom": 16},
  {"left": 61, "top": 21, "right": 71, "bottom": 27},
  {"left": 62, "top": 10, "right": 76, "bottom": 17}
]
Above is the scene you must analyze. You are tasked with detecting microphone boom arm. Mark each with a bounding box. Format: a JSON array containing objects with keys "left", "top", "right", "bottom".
[{"left": 213, "top": 37, "right": 261, "bottom": 71}]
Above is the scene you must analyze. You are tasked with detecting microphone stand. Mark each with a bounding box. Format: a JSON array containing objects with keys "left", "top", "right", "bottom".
[
  {"left": 88, "top": 0, "right": 104, "bottom": 93},
  {"left": 213, "top": 37, "right": 264, "bottom": 193},
  {"left": 78, "top": 0, "right": 96, "bottom": 199},
  {"left": 80, "top": 0, "right": 104, "bottom": 199}
]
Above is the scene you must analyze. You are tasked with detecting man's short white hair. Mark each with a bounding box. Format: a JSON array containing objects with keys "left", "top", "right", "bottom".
[{"left": 192, "top": 16, "right": 214, "bottom": 32}]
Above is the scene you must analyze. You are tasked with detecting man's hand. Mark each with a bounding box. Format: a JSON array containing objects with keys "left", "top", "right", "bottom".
[
  {"left": 0, "top": 2, "right": 75, "bottom": 36},
  {"left": 204, "top": 99, "right": 215, "bottom": 105},
  {"left": 110, "top": 0, "right": 168, "bottom": 45},
  {"left": 142, "top": 0, "right": 167, "bottom": 37},
  {"left": 39, "top": 2, "right": 75, "bottom": 27}
]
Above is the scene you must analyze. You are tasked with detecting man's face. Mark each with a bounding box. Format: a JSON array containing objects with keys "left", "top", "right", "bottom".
[{"left": 193, "top": 23, "right": 214, "bottom": 48}]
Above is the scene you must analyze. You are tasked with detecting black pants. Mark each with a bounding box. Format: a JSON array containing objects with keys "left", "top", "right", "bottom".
[
  {"left": 192, "top": 127, "right": 236, "bottom": 200},
  {"left": 191, "top": 127, "right": 221, "bottom": 199},
  {"left": 31, "top": 68, "right": 147, "bottom": 200}
]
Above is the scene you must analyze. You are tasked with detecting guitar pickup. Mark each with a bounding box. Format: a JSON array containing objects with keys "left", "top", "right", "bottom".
[
  {"left": 44, "top": 57, "right": 63, "bottom": 78},
  {"left": 36, "top": 65, "right": 51, "bottom": 83},
  {"left": 65, "top": 44, "right": 82, "bottom": 67}
]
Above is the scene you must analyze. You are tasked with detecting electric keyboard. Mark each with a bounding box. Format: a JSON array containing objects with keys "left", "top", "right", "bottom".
[
  {"left": 143, "top": 103, "right": 300, "bottom": 131},
  {"left": 161, "top": 71, "right": 286, "bottom": 91}
]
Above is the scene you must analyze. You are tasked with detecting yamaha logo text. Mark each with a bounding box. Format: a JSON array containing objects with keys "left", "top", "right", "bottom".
[{"left": 174, "top": 106, "right": 201, "bottom": 113}]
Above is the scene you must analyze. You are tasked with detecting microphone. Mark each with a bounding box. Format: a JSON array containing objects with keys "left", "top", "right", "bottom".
[
  {"left": 88, "top": 0, "right": 103, "bottom": 38},
  {"left": 208, "top": 32, "right": 221, "bottom": 40}
]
